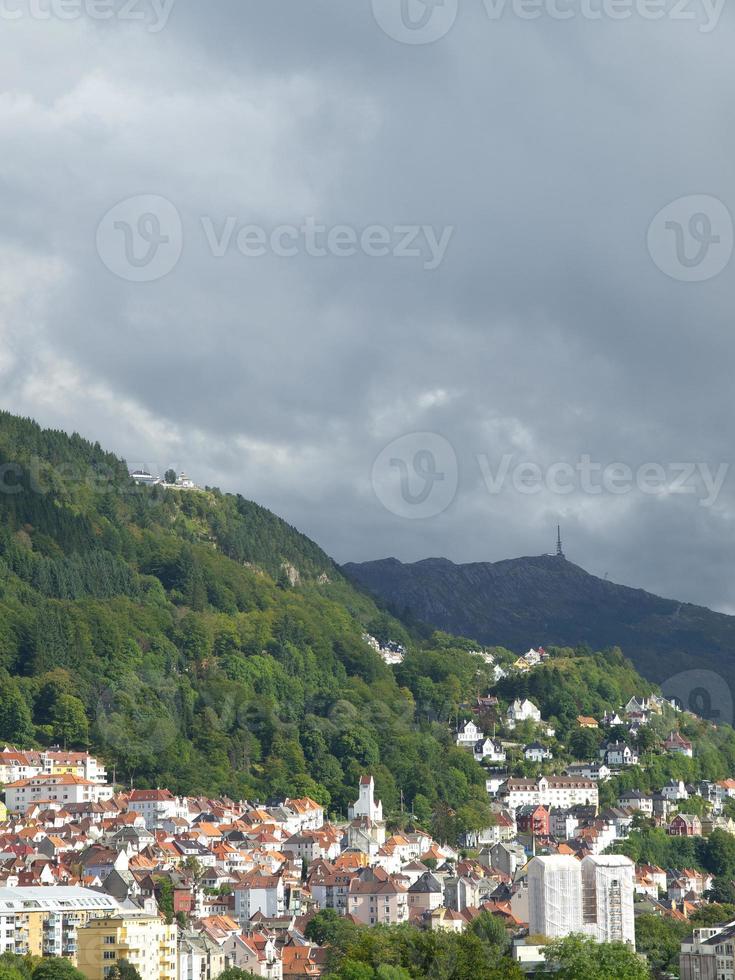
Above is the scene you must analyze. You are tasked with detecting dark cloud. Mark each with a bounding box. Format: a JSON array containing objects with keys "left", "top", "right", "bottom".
[{"left": 1, "top": 0, "right": 735, "bottom": 612}]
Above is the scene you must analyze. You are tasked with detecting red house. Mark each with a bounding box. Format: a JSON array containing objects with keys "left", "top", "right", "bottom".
[
  {"left": 668, "top": 814, "right": 702, "bottom": 837},
  {"left": 515, "top": 805, "right": 550, "bottom": 836}
]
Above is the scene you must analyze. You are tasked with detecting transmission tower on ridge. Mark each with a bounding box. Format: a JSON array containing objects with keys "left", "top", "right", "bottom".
[{"left": 556, "top": 525, "right": 565, "bottom": 559}]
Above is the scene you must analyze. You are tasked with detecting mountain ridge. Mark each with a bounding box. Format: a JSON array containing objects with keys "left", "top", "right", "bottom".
[{"left": 342, "top": 553, "right": 735, "bottom": 693}]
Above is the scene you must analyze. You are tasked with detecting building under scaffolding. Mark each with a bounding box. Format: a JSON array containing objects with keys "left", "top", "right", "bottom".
[
  {"left": 528, "top": 856, "right": 582, "bottom": 938},
  {"left": 582, "top": 854, "right": 635, "bottom": 946}
]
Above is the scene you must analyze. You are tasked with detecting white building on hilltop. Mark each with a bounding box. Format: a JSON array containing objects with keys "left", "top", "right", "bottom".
[
  {"left": 501, "top": 775, "right": 598, "bottom": 811},
  {"left": 506, "top": 699, "right": 541, "bottom": 730},
  {"left": 456, "top": 720, "right": 483, "bottom": 747},
  {"left": 528, "top": 856, "right": 582, "bottom": 939},
  {"left": 581, "top": 854, "right": 635, "bottom": 947},
  {"left": 348, "top": 775, "right": 383, "bottom": 823}
]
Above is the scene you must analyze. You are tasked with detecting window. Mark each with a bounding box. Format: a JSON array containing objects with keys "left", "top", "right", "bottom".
[
  {"left": 103, "top": 936, "right": 116, "bottom": 945},
  {"left": 103, "top": 952, "right": 116, "bottom": 960}
]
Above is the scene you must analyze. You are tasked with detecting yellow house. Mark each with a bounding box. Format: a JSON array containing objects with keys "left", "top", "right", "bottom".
[
  {"left": 78, "top": 913, "right": 177, "bottom": 980},
  {"left": 0, "top": 886, "right": 119, "bottom": 963}
]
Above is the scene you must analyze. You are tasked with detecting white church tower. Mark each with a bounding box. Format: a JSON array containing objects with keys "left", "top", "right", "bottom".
[{"left": 348, "top": 775, "right": 383, "bottom": 822}]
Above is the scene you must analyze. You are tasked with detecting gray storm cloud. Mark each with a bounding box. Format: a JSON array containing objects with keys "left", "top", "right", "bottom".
[{"left": 1, "top": 0, "right": 734, "bottom": 610}]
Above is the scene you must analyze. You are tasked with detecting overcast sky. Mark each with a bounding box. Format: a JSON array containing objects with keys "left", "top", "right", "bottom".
[{"left": 3, "top": 0, "right": 735, "bottom": 610}]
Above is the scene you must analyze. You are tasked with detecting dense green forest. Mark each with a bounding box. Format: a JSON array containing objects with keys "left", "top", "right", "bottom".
[
  {"left": 0, "top": 413, "right": 499, "bottom": 828},
  {"left": 0, "top": 412, "right": 734, "bottom": 848}
]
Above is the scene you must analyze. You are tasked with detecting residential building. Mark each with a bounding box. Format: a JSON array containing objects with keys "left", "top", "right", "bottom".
[
  {"left": 506, "top": 699, "right": 541, "bottom": 730},
  {"left": 664, "top": 731, "right": 694, "bottom": 758},
  {"left": 473, "top": 738, "right": 506, "bottom": 763},
  {"left": 234, "top": 875, "right": 284, "bottom": 925},
  {"left": 515, "top": 805, "right": 550, "bottom": 837},
  {"left": 4, "top": 774, "right": 113, "bottom": 814},
  {"left": 564, "top": 763, "right": 611, "bottom": 782},
  {"left": 347, "top": 871, "right": 408, "bottom": 926},
  {"left": 524, "top": 742, "right": 552, "bottom": 763},
  {"left": 680, "top": 921, "right": 735, "bottom": 980},
  {"left": 501, "top": 776, "right": 598, "bottom": 811},
  {"left": 527, "top": 856, "right": 582, "bottom": 939},
  {"left": 77, "top": 912, "right": 177, "bottom": 980},
  {"left": 581, "top": 855, "right": 635, "bottom": 947},
  {"left": 126, "top": 790, "right": 180, "bottom": 830},
  {"left": 178, "top": 931, "right": 226, "bottom": 980},
  {"left": 661, "top": 779, "right": 688, "bottom": 802},
  {"left": 668, "top": 813, "right": 702, "bottom": 837},
  {"left": 221, "top": 932, "right": 281, "bottom": 980},
  {"left": 455, "top": 721, "right": 483, "bottom": 748},
  {"left": 669, "top": 814, "right": 702, "bottom": 837},
  {"left": 601, "top": 742, "right": 638, "bottom": 767},
  {"left": 407, "top": 872, "right": 443, "bottom": 915},
  {"left": 0, "top": 886, "right": 119, "bottom": 961},
  {"left": 617, "top": 789, "right": 653, "bottom": 815}
]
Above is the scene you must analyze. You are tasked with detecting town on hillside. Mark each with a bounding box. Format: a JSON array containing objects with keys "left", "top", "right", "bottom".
[{"left": 0, "top": 654, "right": 733, "bottom": 980}]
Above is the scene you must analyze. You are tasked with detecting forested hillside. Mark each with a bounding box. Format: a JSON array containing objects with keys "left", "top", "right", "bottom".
[
  {"left": 2, "top": 412, "right": 734, "bottom": 847},
  {"left": 0, "top": 413, "right": 499, "bottom": 827}
]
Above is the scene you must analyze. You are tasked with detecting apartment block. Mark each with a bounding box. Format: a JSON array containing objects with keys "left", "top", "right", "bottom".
[{"left": 78, "top": 913, "right": 177, "bottom": 980}]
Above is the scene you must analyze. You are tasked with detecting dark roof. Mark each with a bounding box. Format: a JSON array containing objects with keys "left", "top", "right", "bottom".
[{"left": 408, "top": 871, "right": 442, "bottom": 894}]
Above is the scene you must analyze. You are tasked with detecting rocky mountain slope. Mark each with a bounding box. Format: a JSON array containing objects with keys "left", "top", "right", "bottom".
[{"left": 343, "top": 554, "right": 735, "bottom": 694}]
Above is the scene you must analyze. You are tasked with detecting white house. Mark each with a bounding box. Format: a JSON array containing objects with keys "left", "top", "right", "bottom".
[
  {"left": 474, "top": 738, "right": 506, "bottom": 763},
  {"left": 234, "top": 875, "right": 285, "bottom": 924},
  {"left": 456, "top": 720, "right": 483, "bottom": 747},
  {"left": 661, "top": 779, "right": 689, "bottom": 802},
  {"left": 524, "top": 742, "right": 553, "bottom": 763},
  {"left": 486, "top": 772, "right": 510, "bottom": 797},
  {"left": 564, "top": 763, "right": 611, "bottom": 782},
  {"left": 127, "top": 788, "right": 181, "bottom": 829},
  {"left": 601, "top": 742, "right": 639, "bottom": 767},
  {"left": 617, "top": 789, "right": 653, "bottom": 814},
  {"left": 3, "top": 773, "right": 113, "bottom": 814},
  {"left": 506, "top": 699, "right": 541, "bottom": 730},
  {"left": 601, "top": 712, "right": 623, "bottom": 727}
]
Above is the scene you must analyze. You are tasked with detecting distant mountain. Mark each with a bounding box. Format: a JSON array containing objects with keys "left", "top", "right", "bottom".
[{"left": 343, "top": 554, "right": 735, "bottom": 692}]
